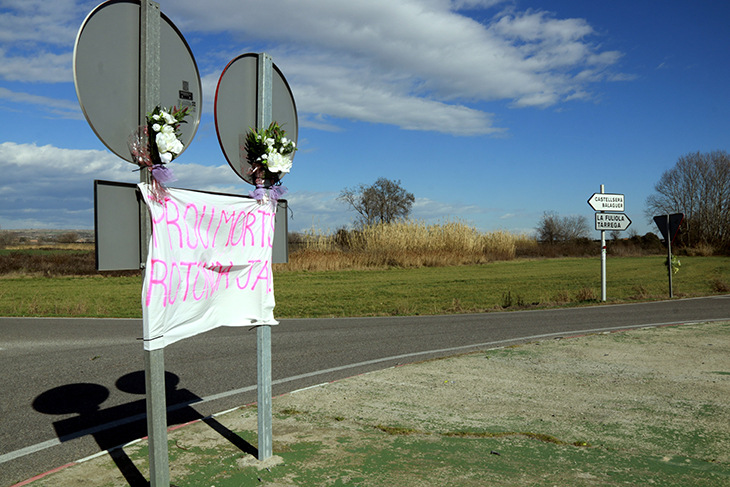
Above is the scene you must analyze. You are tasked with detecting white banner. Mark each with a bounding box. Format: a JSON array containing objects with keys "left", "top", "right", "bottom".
[{"left": 139, "top": 183, "right": 278, "bottom": 350}]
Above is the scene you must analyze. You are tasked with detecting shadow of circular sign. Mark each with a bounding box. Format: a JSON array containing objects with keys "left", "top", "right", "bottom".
[{"left": 33, "top": 383, "right": 110, "bottom": 416}]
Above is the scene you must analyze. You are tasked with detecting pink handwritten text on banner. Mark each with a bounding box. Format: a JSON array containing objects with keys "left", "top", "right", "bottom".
[{"left": 139, "top": 184, "right": 278, "bottom": 351}]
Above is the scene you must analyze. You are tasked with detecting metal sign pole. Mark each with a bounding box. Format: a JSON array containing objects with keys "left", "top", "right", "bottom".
[
  {"left": 256, "top": 52, "right": 274, "bottom": 462},
  {"left": 600, "top": 185, "right": 607, "bottom": 302},
  {"left": 666, "top": 214, "right": 674, "bottom": 298},
  {"left": 140, "top": 2, "right": 170, "bottom": 486}
]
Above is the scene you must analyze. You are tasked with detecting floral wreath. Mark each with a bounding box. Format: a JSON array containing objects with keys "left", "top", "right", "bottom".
[
  {"left": 129, "top": 105, "right": 189, "bottom": 200},
  {"left": 244, "top": 121, "right": 296, "bottom": 203}
]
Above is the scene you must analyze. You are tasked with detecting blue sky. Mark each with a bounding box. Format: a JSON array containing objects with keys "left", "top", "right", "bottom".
[{"left": 1, "top": 0, "right": 728, "bottom": 238}]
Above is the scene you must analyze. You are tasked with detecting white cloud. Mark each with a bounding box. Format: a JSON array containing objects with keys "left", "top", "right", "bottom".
[
  {"left": 0, "top": 142, "right": 128, "bottom": 228},
  {"left": 0, "top": 0, "right": 82, "bottom": 46},
  {"left": 285, "top": 191, "right": 349, "bottom": 231},
  {"left": 285, "top": 57, "right": 503, "bottom": 134},
  {"left": 0, "top": 0, "right": 627, "bottom": 135},
  {"left": 0, "top": 0, "right": 93, "bottom": 84},
  {"left": 0, "top": 49, "right": 73, "bottom": 83},
  {"left": 451, "top": 0, "right": 507, "bottom": 10},
  {"left": 0, "top": 142, "right": 534, "bottom": 232},
  {"left": 199, "top": 71, "right": 221, "bottom": 115},
  {"left": 412, "top": 197, "right": 495, "bottom": 219},
  {"left": 283, "top": 192, "right": 505, "bottom": 233},
  {"left": 0, "top": 87, "right": 81, "bottom": 118},
  {"left": 0, "top": 142, "right": 252, "bottom": 229},
  {"left": 166, "top": 0, "right": 625, "bottom": 134}
]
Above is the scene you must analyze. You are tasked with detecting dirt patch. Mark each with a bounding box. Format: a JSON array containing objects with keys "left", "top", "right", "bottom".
[
  {"left": 276, "top": 321, "right": 730, "bottom": 458},
  {"left": 25, "top": 321, "right": 730, "bottom": 486}
]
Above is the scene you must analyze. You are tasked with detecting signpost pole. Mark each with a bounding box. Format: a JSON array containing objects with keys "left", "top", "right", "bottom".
[
  {"left": 600, "top": 185, "right": 607, "bottom": 302},
  {"left": 256, "top": 52, "right": 274, "bottom": 462},
  {"left": 666, "top": 214, "right": 674, "bottom": 298},
  {"left": 140, "top": 2, "right": 169, "bottom": 486}
]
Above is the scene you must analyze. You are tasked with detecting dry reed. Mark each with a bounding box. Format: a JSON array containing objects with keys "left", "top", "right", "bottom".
[{"left": 276, "top": 219, "right": 535, "bottom": 272}]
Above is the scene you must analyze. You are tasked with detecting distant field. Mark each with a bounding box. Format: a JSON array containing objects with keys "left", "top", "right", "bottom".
[{"left": 0, "top": 256, "right": 728, "bottom": 319}]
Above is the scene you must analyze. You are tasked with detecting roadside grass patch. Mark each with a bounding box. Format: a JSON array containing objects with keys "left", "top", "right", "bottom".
[
  {"left": 575, "top": 286, "right": 598, "bottom": 302},
  {"left": 278, "top": 407, "right": 307, "bottom": 417},
  {"left": 711, "top": 278, "right": 729, "bottom": 293},
  {"left": 376, "top": 424, "right": 421, "bottom": 436},
  {"left": 1, "top": 256, "right": 728, "bottom": 318},
  {"left": 444, "top": 430, "right": 591, "bottom": 447}
]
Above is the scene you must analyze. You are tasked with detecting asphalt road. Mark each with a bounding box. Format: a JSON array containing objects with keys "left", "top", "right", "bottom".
[{"left": 1, "top": 296, "right": 729, "bottom": 486}]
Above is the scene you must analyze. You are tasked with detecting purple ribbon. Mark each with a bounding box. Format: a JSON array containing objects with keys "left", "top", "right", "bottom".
[
  {"left": 269, "top": 185, "right": 288, "bottom": 202},
  {"left": 249, "top": 185, "right": 267, "bottom": 201},
  {"left": 151, "top": 164, "right": 177, "bottom": 184},
  {"left": 249, "top": 185, "right": 288, "bottom": 203}
]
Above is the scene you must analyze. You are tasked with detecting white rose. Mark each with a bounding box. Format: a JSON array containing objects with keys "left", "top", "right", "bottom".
[
  {"left": 162, "top": 111, "right": 176, "bottom": 125},
  {"left": 156, "top": 132, "right": 176, "bottom": 153},
  {"left": 265, "top": 152, "right": 292, "bottom": 173},
  {"left": 169, "top": 138, "right": 184, "bottom": 155},
  {"left": 152, "top": 123, "right": 161, "bottom": 132},
  {"left": 159, "top": 151, "right": 173, "bottom": 164},
  {"left": 161, "top": 124, "right": 175, "bottom": 135},
  {"left": 265, "top": 137, "right": 275, "bottom": 147}
]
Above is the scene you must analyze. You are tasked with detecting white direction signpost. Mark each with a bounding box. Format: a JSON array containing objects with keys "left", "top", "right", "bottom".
[
  {"left": 595, "top": 212, "right": 632, "bottom": 231},
  {"left": 588, "top": 186, "right": 629, "bottom": 302},
  {"left": 588, "top": 193, "right": 625, "bottom": 212}
]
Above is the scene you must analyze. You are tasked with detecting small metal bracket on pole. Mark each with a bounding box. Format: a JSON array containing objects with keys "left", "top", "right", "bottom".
[
  {"left": 600, "top": 185, "right": 607, "bottom": 302},
  {"left": 256, "top": 52, "right": 274, "bottom": 462},
  {"left": 140, "top": 2, "right": 170, "bottom": 486}
]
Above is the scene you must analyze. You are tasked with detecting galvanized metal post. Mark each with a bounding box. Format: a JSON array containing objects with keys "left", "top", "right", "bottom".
[
  {"left": 667, "top": 214, "right": 674, "bottom": 298},
  {"left": 256, "top": 52, "right": 274, "bottom": 462},
  {"left": 140, "top": 2, "right": 170, "bottom": 486},
  {"left": 600, "top": 185, "right": 607, "bottom": 302},
  {"left": 257, "top": 53, "right": 273, "bottom": 129},
  {"left": 256, "top": 325, "right": 273, "bottom": 460}
]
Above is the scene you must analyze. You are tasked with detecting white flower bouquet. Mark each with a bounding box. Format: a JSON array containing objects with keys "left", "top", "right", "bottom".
[
  {"left": 149, "top": 107, "right": 187, "bottom": 164},
  {"left": 129, "top": 105, "right": 189, "bottom": 189},
  {"left": 244, "top": 121, "right": 296, "bottom": 202}
]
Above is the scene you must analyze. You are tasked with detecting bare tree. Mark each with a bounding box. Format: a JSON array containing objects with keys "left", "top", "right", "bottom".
[
  {"left": 645, "top": 150, "right": 730, "bottom": 250},
  {"left": 0, "top": 231, "right": 18, "bottom": 248},
  {"left": 536, "top": 211, "right": 590, "bottom": 243},
  {"left": 57, "top": 232, "right": 79, "bottom": 244},
  {"left": 339, "top": 178, "right": 415, "bottom": 227}
]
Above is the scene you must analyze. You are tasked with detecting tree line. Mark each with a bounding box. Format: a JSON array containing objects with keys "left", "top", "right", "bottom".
[
  {"left": 335, "top": 150, "right": 730, "bottom": 255},
  {"left": 645, "top": 150, "right": 730, "bottom": 252}
]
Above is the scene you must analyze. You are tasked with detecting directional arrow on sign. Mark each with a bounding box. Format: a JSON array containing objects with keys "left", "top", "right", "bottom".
[
  {"left": 595, "top": 212, "right": 632, "bottom": 231},
  {"left": 588, "top": 193, "right": 625, "bottom": 212}
]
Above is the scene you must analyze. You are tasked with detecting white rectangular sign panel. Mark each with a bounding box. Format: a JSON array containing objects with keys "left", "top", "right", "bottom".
[
  {"left": 139, "top": 183, "right": 278, "bottom": 350},
  {"left": 595, "top": 212, "right": 632, "bottom": 231},
  {"left": 588, "top": 193, "right": 625, "bottom": 212}
]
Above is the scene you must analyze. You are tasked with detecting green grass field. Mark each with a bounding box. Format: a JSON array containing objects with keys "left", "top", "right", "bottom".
[{"left": 1, "top": 256, "right": 728, "bottom": 318}]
